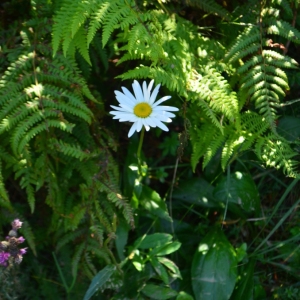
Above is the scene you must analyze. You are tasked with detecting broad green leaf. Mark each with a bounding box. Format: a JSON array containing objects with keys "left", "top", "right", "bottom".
[
  {"left": 139, "top": 185, "right": 172, "bottom": 221},
  {"left": 277, "top": 116, "right": 300, "bottom": 141},
  {"left": 176, "top": 291, "right": 194, "bottom": 300},
  {"left": 83, "top": 265, "right": 116, "bottom": 300},
  {"left": 213, "top": 172, "right": 260, "bottom": 214},
  {"left": 134, "top": 233, "right": 173, "bottom": 249},
  {"left": 157, "top": 257, "right": 182, "bottom": 279},
  {"left": 191, "top": 227, "right": 238, "bottom": 300},
  {"left": 141, "top": 284, "right": 178, "bottom": 300},
  {"left": 150, "top": 256, "right": 169, "bottom": 284},
  {"left": 151, "top": 241, "right": 182, "bottom": 256},
  {"left": 231, "top": 260, "right": 255, "bottom": 300},
  {"left": 173, "top": 178, "right": 221, "bottom": 208}
]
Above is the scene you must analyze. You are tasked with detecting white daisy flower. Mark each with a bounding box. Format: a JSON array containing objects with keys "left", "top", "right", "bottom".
[{"left": 110, "top": 80, "right": 179, "bottom": 137}]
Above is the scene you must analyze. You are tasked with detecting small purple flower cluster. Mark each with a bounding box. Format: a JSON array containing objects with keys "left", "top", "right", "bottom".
[{"left": 0, "top": 219, "right": 27, "bottom": 267}]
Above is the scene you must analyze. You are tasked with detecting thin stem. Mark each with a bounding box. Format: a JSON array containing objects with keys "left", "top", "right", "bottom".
[{"left": 137, "top": 127, "right": 145, "bottom": 175}]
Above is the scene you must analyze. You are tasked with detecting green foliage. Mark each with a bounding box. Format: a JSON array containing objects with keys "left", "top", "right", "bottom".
[{"left": 2, "top": 0, "right": 300, "bottom": 299}]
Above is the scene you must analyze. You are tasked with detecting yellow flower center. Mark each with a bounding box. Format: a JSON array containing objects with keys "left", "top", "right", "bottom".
[{"left": 133, "top": 102, "right": 152, "bottom": 118}]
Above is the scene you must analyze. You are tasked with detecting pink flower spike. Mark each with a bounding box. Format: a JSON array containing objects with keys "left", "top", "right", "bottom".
[
  {"left": 0, "top": 251, "right": 10, "bottom": 265},
  {"left": 11, "top": 219, "right": 23, "bottom": 230},
  {"left": 17, "top": 236, "right": 25, "bottom": 244},
  {"left": 19, "top": 248, "right": 27, "bottom": 255}
]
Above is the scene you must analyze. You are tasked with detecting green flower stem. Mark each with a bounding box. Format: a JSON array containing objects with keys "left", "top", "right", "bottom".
[{"left": 137, "top": 127, "right": 145, "bottom": 175}]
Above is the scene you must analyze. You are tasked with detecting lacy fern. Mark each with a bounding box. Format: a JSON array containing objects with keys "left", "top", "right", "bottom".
[{"left": 0, "top": 15, "right": 133, "bottom": 275}]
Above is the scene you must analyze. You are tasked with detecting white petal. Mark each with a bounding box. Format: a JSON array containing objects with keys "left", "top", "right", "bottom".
[
  {"left": 110, "top": 111, "right": 138, "bottom": 122},
  {"left": 144, "top": 116, "right": 157, "bottom": 127},
  {"left": 153, "top": 119, "right": 169, "bottom": 132},
  {"left": 128, "top": 122, "right": 138, "bottom": 138},
  {"left": 149, "top": 83, "right": 160, "bottom": 105},
  {"left": 152, "top": 105, "right": 179, "bottom": 112},
  {"left": 110, "top": 105, "right": 130, "bottom": 112},
  {"left": 147, "top": 80, "right": 154, "bottom": 96},
  {"left": 142, "top": 119, "right": 150, "bottom": 131},
  {"left": 152, "top": 95, "right": 172, "bottom": 107},
  {"left": 119, "top": 103, "right": 134, "bottom": 112},
  {"left": 142, "top": 81, "right": 150, "bottom": 102},
  {"left": 153, "top": 114, "right": 172, "bottom": 123},
  {"left": 136, "top": 118, "right": 143, "bottom": 132},
  {"left": 115, "top": 91, "right": 135, "bottom": 107},
  {"left": 132, "top": 80, "right": 144, "bottom": 102},
  {"left": 151, "top": 110, "right": 176, "bottom": 118},
  {"left": 120, "top": 87, "right": 137, "bottom": 104}
]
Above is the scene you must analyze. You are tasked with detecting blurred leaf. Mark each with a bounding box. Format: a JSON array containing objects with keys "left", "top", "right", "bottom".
[
  {"left": 277, "top": 116, "right": 300, "bottom": 141},
  {"left": 159, "top": 132, "right": 179, "bottom": 156},
  {"left": 213, "top": 172, "right": 260, "bottom": 214},
  {"left": 231, "top": 260, "right": 255, "bottom": 300},
  {"left": 141, "top": 284, "right": 178, "bottom": 299},
  {"left": 151, "top": 241, "right": 182, "bottom": 256},
  {"left": 83, "top": 265, "right": 116, "bottom": 300},
  {"left": 236, "top": 243, "right": 247, "bottom": 262},
  {"left": 134, "top": 233, "right": 173, "bottom": 249},
  {"left": 173, "top": 177, "right": 221, "bottom": 208},
  {"left": 157, "top": 257, "right": 182, "bottom": 279},
  {"left": 115, "top": 220, "right": 129, "bottom": 261},
  {"left": 150, "top": 256, "right": 169, "bottom": 284},
  {"left": 139, "top": 185, "right": 172, "bottom": 221},
  {"left": 254, "top": 284, "right": 267, "bottom": 300},
  {"left": 191, "top": 227, "right": 238, "bottom": 300},
  {"left": 176, "top": 291, "right": 194, "bottom": 300}
]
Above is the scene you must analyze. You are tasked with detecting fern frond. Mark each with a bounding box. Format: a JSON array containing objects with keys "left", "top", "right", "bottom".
[
  {"left": 255, "top": 135, "right": 299, "bottom": 177},
  {"left": 225, "top": 26, "right": 260, "bottom": 63},
  {"left": 48, "top": 139, "right": 90, "bottom": 161},
  {"left": 185, "top": 0, "right": 230, "bottom": 19},
  {"left": 0, "top": 160, "right": 11, "bottom": 210},
  {"left": 87, "top": 2, "right": 111, "bottom": 45},
  {"left": 266, "top": 19, "right": 300, "bottom": 43},
  {"left": 71, "top": 242, "right": 85, "bottom": 277}
]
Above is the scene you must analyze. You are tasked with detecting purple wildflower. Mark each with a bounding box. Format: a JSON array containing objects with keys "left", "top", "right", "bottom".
[
  {"left": 0, "top": 251, "right": 10, "bottom": 266},
  {"left": 11, "top": 219, "right": 23, "bottom": 231},
  {"left": 17, "top": 236, "right": 25, "bottom": 244},
  {"left": 19, "top": 248, "right": 27, "bottom": 255}
]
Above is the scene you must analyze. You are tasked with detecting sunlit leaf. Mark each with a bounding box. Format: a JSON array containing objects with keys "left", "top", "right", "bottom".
[
  {"left": 83, "top": 265, "right": 116, "bottom": 300},
  {"left": 134, "top": 233, "right": 173, "bottom": 249},
  {"left": 151, "top": 241, "right": 182, "bottom": 256},
  {"left": 191, "top": 227, "right": 238, "bottom": 300},
  {"left": 150, "top": 256, "right": 169, "bottom": 284},
  {"left": 157, "top": 257, "right": 182, "bottom": 279},
  {"left": 139, "top": 185, "right": 172, "bottom": 221},
  {"left": 213, "top": 172, "right": 260, "bottom": 214},
  {"left": 231, "top": 260, "right": 255, "bottom": 300},
  {"left": 141, "top": 284, "right": 178, "bottom": 300},
  {"left": 173, "top": 178, "right": 221, "bottom": 208}
]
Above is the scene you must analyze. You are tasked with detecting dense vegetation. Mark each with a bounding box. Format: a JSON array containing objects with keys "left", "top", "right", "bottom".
[{"left": 0, "top": 0, "right": 300, "bottom": 299}]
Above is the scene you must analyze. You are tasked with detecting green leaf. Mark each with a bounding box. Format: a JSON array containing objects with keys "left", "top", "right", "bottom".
[
  {"left": 134, "top": 233, "right": 173, "bottom": 249},
  {"left": 213, "top": 172, "right": 260, "bottom": 214},
  {"left": 115, "top": 220, "right": 129, "bottom": 261},
  {"left": 173, "top": 178, "right": 221, "bottom": 208},
  {"left": 139, "top": 185, "right": 172, "bottom": 221},
  {"left": 176, "top": 291, "right": 194, "bottom": 300},
  {"left": 141, "top": 284, "right": 178, "bottom": 300},
  {"left": 231, "top": 260, "right": 255, "bottom": 300},
  {"left": 235, "top": 243, "right": 247, "bottom": 263},
  {"left": 151, "top": 241, "right": 182, "bottom": 256},
  {"left": 191, "top": 227, "right": 238, "bottom": 300},
  {"left": 157, "top": 257, "right": 182, "bottom": 279},
  {"left": 83, "top": 265, "right": 116, "bottom": 300},
  {"left": 150, "top": 256, "right": 169, "bottom": 284},
  {"left": 277, "top": 116, "right": 300, "bottom": 142}
]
